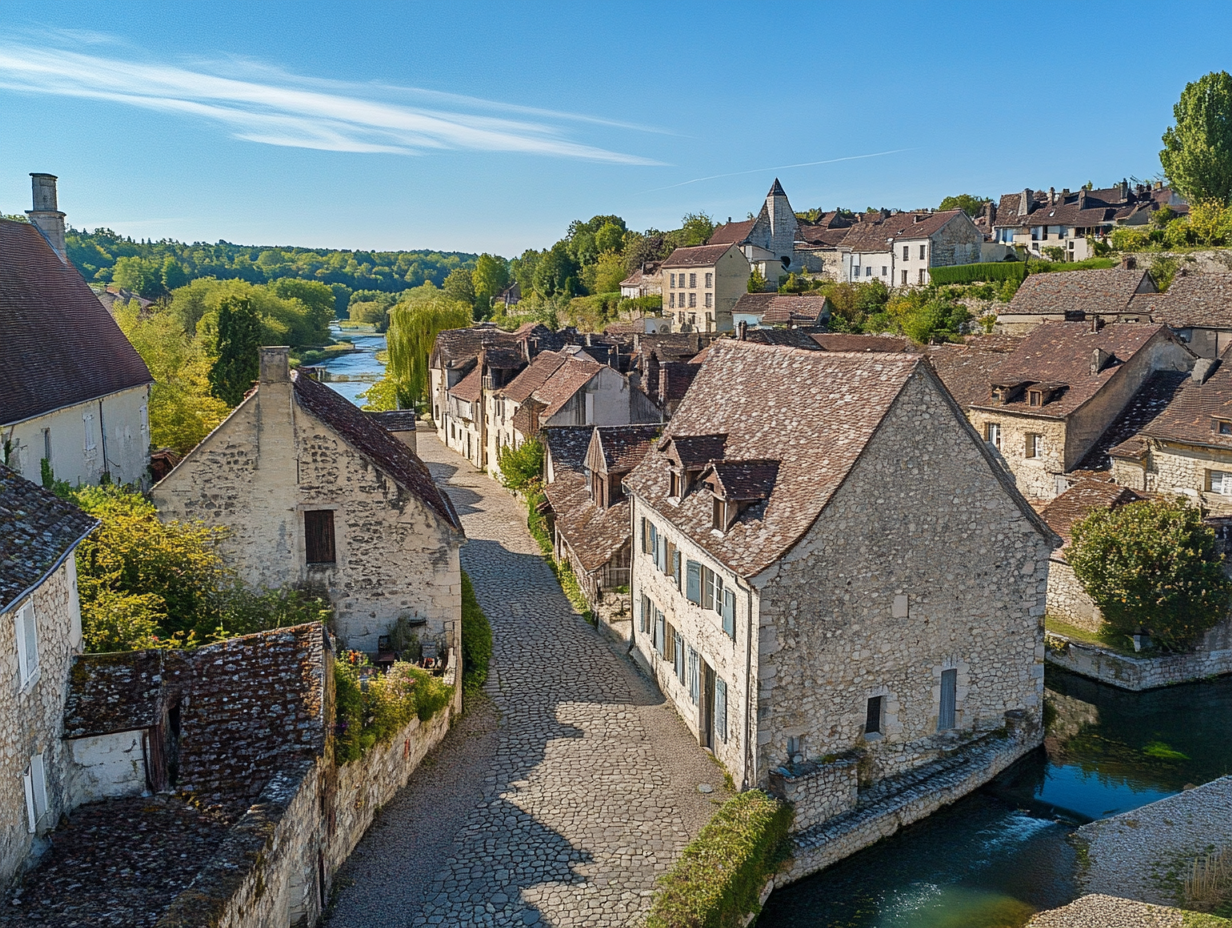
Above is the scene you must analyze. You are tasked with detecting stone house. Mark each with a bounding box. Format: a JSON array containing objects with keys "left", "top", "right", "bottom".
[
  {"left": 1129, "top": 272, "right": 1232, "bottom": 359},
  {"left": 992, "top": 182, "right": 1186, "bottom": 260},
  {"left": 152, "top": 347, "right": 464, "bottom": 653},
  {"left": 995, "top": 267, "right": 1157, "bottom": 336},
  {"left": 838, "top": 209, "right": 983, "bottom": 287},
  {"left": 731, "top": 293, "right": 831, "bottom": 330},
  {"left": 618, "top": 261, "right": 662, "bottom": 299},
  {"left": 965, "top": 323, "right": 1196, "bottom": 500},
  {"left": 1107, "top": 351, "right": 1232, "bottom": 511},
  {"left": 0, "top": 466, "right": 95, "bottom": 887},
  {"left": 1, "top": 175, "right": 153, "bottom": 488},
  {"left": 623, "top": 339, "right": 1056, "bottom": 809},
  {"left": 541, "top": 424, "right": 660, "bottom": 608},
  {"left": 794, "top": 212, "right": 856, "bottom": 278},
  {"left": 661, "top": 243, "right": 750, "bottom": 333},
  {"left": 706, "top": 179, "right": 802, "bottom": 282}
]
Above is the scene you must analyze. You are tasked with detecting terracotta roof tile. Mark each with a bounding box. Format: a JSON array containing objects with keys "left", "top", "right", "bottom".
[
  {"left": 1076, "top": 370, "right": 1190, "bottom": 470},
  {"left": 1131, "top": 273, "right": 1232, "bottom": 329},
  {"left": 662, "top": 244, "right": 740, "bottom": 268},
  {"left": 594, "top": 425, "right": 660, "bottom": 473},
  {"left": 1039, "top": 478, "right": 1145, "bottom": 547},
  {"left": 813, "top": 333, "right": 913, "bottom": 353},
  {"left": 1002, "top": 268, "right": 1154, "bottom": 317},
  {"left": 923, "top": 340, "right": 1019, "bottom": 408},
  {"left": 536, "top": 358, "right": 605, "bottom": 420},
  {"left": 291, "top": 372, "right": 461, "bottom": 531},
  {"left": 0, "top": 219, "right": 152, "bottom": 425},
  {"left": 1122, "top": 355, "right": 1232, "bottom": 451},
  {"left": 500, "top": 351, "right": 566, "bottom": 403},
  {"left": 707, "top": 220, "right": 757, "bottom": 246},
  {"left": 430, "top": 325, "right": 519, "bottom": 368},
  {"left": 543, "top": 426, "right": 635, "bottom": 572},
  {"left": 839, "top": 210, "right": 966, "bottom": 252},
  {"left": 733, "top": 293, "right": 829, "bottom": 325},
  {"left": 703, "top": 459, "right": 779, "bottom": 500},
  {"left": 449, "top": 366, "right": 483, "bottom": 403}
]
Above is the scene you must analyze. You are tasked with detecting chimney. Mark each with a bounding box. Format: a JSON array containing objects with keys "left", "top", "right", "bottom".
[
  {"left": 1062, "top": 188, "right": 1070, "bottom": 197},
  {"left": 1091, "top": 347, "right": 1113, "bottom": 375},
  {"left": 1077, "top": 188, "right": 1086, "bottom": 209},
  {"left": 1018, "top": 189, "right": 1032, "bottom": 217},
  {"left": 738, "top": 320, "right": 748, "bottom": 341},
  {"left": 1192, "top": 358, "right": 1218, "bottom": 384},
  {"left": 1049, "top": 187, "right": 1056, "bottom": 204},
  {"left": 1120, "top": 254, "right": 1137, "bottom": 270},
  {"left": 26, "top": 173, "right": 67, "bottom": 262},
  {"left": 260, "top": 346, "right": 291, "bottom": 383}
]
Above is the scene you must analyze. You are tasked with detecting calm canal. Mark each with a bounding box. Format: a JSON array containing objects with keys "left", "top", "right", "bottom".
[
  {"left": 761, "top": 668, "right": 1232, "bottom": 928},
  {"left": 320, "top": 324, "right": 387, "bottom": 406}
]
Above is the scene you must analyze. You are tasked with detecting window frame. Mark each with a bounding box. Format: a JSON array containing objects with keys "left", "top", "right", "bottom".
[
  {"left": 985, "top": 422, "right": 1002, "bottom": 449},
  {"left": 303, "top": 509, "right": 338, "bottom": 566},
  {"left": 865, "top": 695, "right": 884, "bottom": 735},
  {"left": 15, "top": 599, "right": 39, "bottom": 688}
]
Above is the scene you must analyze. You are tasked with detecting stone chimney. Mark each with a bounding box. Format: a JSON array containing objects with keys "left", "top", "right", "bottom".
[
  {"left": 1120, "top": 254, "right": 1137, "bottom": 270},
  {"left": 1049, "top": 187, "right": 1056, "bottom": 204},
  {"left": 1091, "top": 347, "right": 1113, "bottom": 375},
  {"left": 260, "top": 346, "right": 291, "bottom": 383},
  {"left": 1192, "top": 358, "right": 1218, "bottom": 384},
  {"left": 26, "top": 173, "right": 67, "bottom": 262},
  {"left": 1018, "top": 189, "right": 1032, "bottom": 217},
  {"left": 737, "top": 320, "right": 748, "bottom": 341}
]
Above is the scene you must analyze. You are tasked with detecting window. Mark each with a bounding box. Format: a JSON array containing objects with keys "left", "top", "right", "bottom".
[
  {"left": 881, "top": 266, "right": 887, "bottom": 276},
  {"left": 1210, "top": 470, "right": 1232, "bottom": 495},
  {"left": 689, "top": 273, "right": 696, "bottom": 288},
  {"left": 22, "top": 754, "right": 48, "bottom": 833},
  {"left": 705, "top": 293, "right": 713, "bottom": 308},
  {"left": 655, "top": 610, "right": 666, "bottom": 655},
  {"left": 721, "top": 588, "right": 736, "bottom": 639},
  {"left": 664, "top": 622, "right": 676, "bottom": 665},
  {"left": 670, "top": 273, "right": 676, "bottom": 288},
  {"left": 140, "top": 404, "right": 149, "bottom": 436},
  {"left": 640, "top": 595, "right": 651, "bottom": 634},
  {"left": 82, "top": 412, "right": 96, "bottom": 452},
  {"left": 687, "top": 647, "right": 699, "bottom": 704},
  {"left": 901, "top": 270, "right": 908, "bottom": 286},
  {"left": 688, "top": 292, "right": 696, "bottom": 308},
  {"left": 902, "top": 245, "right": 909, "bottom": 261},
  {"left": 688, "top": 313, "right": 696, "bottom": 326},
  {"left": 919, "top": 244, "right": 926, "bottom": 260},
  {"left": 672, "top": 548, "right": 682, "bottom": 588},
  {"left": 42, "top": 428, "right": 51, "bottom": 472},
  {"left": 686, "top": 560, "right": 702, "bottom": 604},
  {"left": 715, "top": 678, "right": 728, "bottom": 743},
  {"left": 701, "top": 565, "right": 715, "bottom": 610},
  {"left": 939, "top": 669, "right": 957, "bottom": 730},
  {"left": 985, "top": 422, "right": 1002, "bottom": 449},
  {"left": 705, "top": 273, "right": 713, "bottom": 287},
  {"left": 865, "top": 696, "right": 884, "bottom": 735},
  {"left": 864, "top": 266, "right": 872, "bottom": 277},
  {"left": 918, "top": 269, "right": 926, "bottom": 284},
  {"left": 1025, "top": 433, "right": 1043, "bottom": 458},
  {"left": 669, "top": 293, "right": 676, "bottom": 309},
  {"left": 14, "top": 600, "right": 39, "bottom": 686},
  {"left": 1219, "top": 421, "right": 1232, "bottom": 435},
  {"left": 304, "top": 510, "right": 336, "bottom": 565},
  {"left": 674, "top": 631, "right": 685, "bottom": 680},
  {"left": 670, "top": 471, "right": 682, "bottom": 498}
]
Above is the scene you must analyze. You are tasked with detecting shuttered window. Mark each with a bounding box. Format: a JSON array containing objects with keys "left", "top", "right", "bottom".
[
  {"left": 686, "top": 560, "right": 701, "bottom": 604},
  {"left": 641, "top": 517, "right": 649, "bottom": 554},
  {"left": 687, "top": 647, "right": 699, "bottom": 704},
  {"left": 674, "top": 632, "right": 685, "bottom": 680},
  {"left": 865, "top": 696, "right": 884, "bottom": 735},
  {"left": 304, "top": 510, "right": 337, "bottom": 565},
  {"left": 640, "top": 595, "right": 651, "bottom": 634},
  {"left": 655, "top": 611, "right": 666, "bottom": 656},
  {"left": 82, "top": 412, "right": 96, "bottom": 452},
  {"left": 14, "top": 600, "right": 38, "bottom": 686},
  {"left": 672, "top": 549, "right": 682, "bottom": 588},
  {"left": 665, "top": 622, "right": 676, "bottom": 665},
  {"left": 1210, "top": 470, "right": 1232, "bottom": 496},
  {"left": 701, "top": 566, "right": 716, "bottom": 610},
  {"left": 939, "top": 669, "right": 957, "bottom": 731},
  {"left": 715, "top": 678, "right": 728, "bottom": 743},
  {"left": 23, "top": 754, "right": 47, "bottom": 833},
  {"left": 721, "top": 589, "right": 736, "bottom": 639}
]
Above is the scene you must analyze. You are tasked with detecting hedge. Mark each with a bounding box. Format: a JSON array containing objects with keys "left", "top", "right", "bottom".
[
  {"left": 460, "top": 569, "right": 492, "bottom": 698},
  {"left": 647, "top": 791, "right": 794, "bottom": 928},
  {"left": 928, "top": 261, "right": 1027, "bottom": 286}
]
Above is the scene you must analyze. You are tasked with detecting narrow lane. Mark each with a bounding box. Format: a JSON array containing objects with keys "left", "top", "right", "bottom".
[{"left": 329, "top": 431, "right": 727, "bottom": 928}]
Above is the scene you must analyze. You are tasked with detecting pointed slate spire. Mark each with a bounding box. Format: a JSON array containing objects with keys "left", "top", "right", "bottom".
[{"left": 767, "top": 178, "right": 787, "bottom": 198}]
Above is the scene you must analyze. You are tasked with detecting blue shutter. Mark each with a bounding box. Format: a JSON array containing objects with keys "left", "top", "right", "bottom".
[
  {"left": 674, "top": 634, "right": 684, "bottom": 680},
  {"left": 715, "top": 678, "right": 728, "bottom": 743},
  {"left": 657, "top": 537, "right": 668, "bottom": 573},
  {"left": 673, "top": 549, "right": 682, "bottom": 588},
  {"left": 655, "top": 612, "right": 666, "bottom": 656},
  {"left": 649, "top": 522, "right": 658, "bottom": 561},
  {"left": 722, "top": 589, "right": 736, "bottom": 639},
  {"left": 686, "top": 560, "right": 701, "bottom": 604},
  {"left": 641, "top": 518, "right": 648, "bottom": 554},
  {"left": 688, "top": 648, "right": 699, "bottom": 704}
]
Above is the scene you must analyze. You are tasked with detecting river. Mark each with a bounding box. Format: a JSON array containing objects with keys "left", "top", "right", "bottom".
[
  {"left": 760, "top": 668, "right": 1232, "bottom": 927},
  {"left": 319, "top": 324, "right": 387, "bottom": 406}
]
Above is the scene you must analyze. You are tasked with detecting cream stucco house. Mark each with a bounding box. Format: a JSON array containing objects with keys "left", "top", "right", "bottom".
[
  {"left": 661, "top": 243, "right": 750, "bottom": 333},
  {"left": 153, "top": 348, "right": 464, "bottom": 653}
]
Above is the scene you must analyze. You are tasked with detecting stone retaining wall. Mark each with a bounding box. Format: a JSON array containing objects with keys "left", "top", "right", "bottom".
[
  {"left": 767, "top": 752, "right": 860, "bottom": 833},
  {"left": 775, "top": 714, "right": 1040, "bottom": 885},
  {"left": 155, "top": 653, "right": 460, "bottom": 928},
  {"left": 1045, "top": 633, "right": 1232, "bottom": 690}
]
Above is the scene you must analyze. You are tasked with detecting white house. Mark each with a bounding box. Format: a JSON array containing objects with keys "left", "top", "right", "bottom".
[
  {"left": 839, "top": 209, "right": 983, "bottom": 287},
  {"left": 1, "top": 176, "right": 153, "bottom": 488}
]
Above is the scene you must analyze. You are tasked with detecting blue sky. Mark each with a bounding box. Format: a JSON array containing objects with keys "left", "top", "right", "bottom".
[{"left": 0, "top": 1, "right": 1227, "bottom": 257}]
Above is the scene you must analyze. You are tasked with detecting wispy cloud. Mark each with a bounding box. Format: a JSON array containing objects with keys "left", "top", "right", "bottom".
[
  {"left": 0, "top": 39, "right": 662, "bottom": 164},
  {"left": 639, "top": 150, "right": 915, "bottom": 194}
]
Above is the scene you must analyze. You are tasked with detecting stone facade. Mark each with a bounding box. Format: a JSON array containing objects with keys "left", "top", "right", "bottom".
[
  {"left": 1045, "top": 557, "right": 1103, "bottom": 631},
  {"left": 966, "top": 410, "right": 1068, "bottom": 500},
  {"left": 1112, "top": 440, "right": 1232, "bottom": 515},
  {"left": 1046, "top": 628, "right": 1232, "bottom": 690},
  {"left": 153, "top": 349, "right": 463, "bottom": 653},
  {"left": 0, "top": 560, "right": 82, "bottom": 888},
  {"left": 662, "top": 245, "right": 750, "bottom": 333}
]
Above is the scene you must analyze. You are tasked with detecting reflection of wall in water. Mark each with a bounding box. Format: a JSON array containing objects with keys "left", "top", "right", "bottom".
[{"left": 1044, "top": 688, "right": 1100, "bottom": 743}]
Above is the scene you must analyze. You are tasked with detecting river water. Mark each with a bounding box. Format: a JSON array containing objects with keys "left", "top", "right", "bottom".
[
  {"left": 761, "top": 668, "right": 1232, "bottom": 928},
  {"left": 319, "top": 325, "right": 387, "bottom": 406}
]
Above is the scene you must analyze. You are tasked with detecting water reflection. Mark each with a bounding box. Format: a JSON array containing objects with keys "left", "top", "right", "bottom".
[
  {"left": 760, "top": 670, "right": 1232, "bottom": 927},
  {"left": 319, "top": 325, "right": 387, "bottom": 406}
]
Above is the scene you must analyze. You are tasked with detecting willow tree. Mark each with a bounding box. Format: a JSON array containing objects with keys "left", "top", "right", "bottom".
[{"left": 386, "top": 291, "right": 472, "bottom": 410}]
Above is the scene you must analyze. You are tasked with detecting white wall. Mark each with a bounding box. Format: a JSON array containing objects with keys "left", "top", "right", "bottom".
[
  {"left": 67, "top": 731, "right": 148, "bottom": 804},
  {"left": 3, "top": 385, "right": 150, "bottom": 488}
]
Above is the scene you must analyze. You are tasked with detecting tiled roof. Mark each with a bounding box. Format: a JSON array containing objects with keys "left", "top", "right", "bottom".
[
  {"left": 364, "top": 410, "right": 417, "bottom": 432},
  {"left": 839, "top": 210, "right": 965, "bottom": 252},
  {"left": 662, "top": 244, "right": 738, "bottom": 268},
  {"left": 1039, "top": 478, "right": 1145, "bottom": 547},
  {"left": 511, "top": 398, "right": 542, "bottom": 437},
  {"left": 1076, "top": 370, "right": 1190, "bottom": 470},
  {"left": 500, "top": 351, "right": 566, "bottom": 403},
  {"left": 291, "top": 372, "right": 461, "bottom": 531},
  {"left": 796, "top": 225, "right": 852, "bottom": 247},
  {"left": 1131, "top": 273, "right": 1232, "bottom": 329},
  {"left": 482, "top": 346, "right": 525, "bottom": 370},
  {"left": 657, "top": 360, "right": 703, "bottom": 401},
  {"left": 663, "top": 433, "right": 729, "bottom": 468},
  {"left": 537, "top": 357, "right": 605, "bottom": 420},
  {"left": 431, "top": 325, "right": 519, "bottom": 368},
  {"left": 626, "top": 342, "right": 927, "bottom": 577},
  {"left": 707, "top": 219, "right": 757, "bottom": 246},
  {"left": 544, "top": 426, "right": 594, "bottom": 474},
  {"left": 543, "top": 427, "right": 634, "bottom": 572},
  {"left": 969, "top": 322, "right": 1172, "bottom": 418},
  {"left": 733, "top": 293, "right": 829, "bottom": 325},
  {"left": 1001, "top": 268, "right": 1154, "bottom": 317},
  {"left": 0, "top": 465, "right": 98, "bottom": 615},
  {"left": 922, "top": 339, "right": 1019, "bottom": 408},
  {"left": 449, "top": 366, "right": 483, "bottom": 403},
  {"left": 704, "top": 460, "right": 779, "bottom": 500},
  {"left": 594, "top": 425, "right": 659, "bottom": 473},
  {"left": 738, "top": 329, "right": 822, "bottom": 350},
  {"left": 812, "top": 333, "right": 912, "bottom": 353},
  {"left": 1, "top": 219, "right": 153, "bottom": 425},
  {"left": 1117, "top": 355, "right": 1232, "bottom": 452}
]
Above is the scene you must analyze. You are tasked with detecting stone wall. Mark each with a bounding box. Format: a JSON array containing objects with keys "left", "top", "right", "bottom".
[
  {"left": 1045, "top": 631, "right": 1232, "bottom": 690},
  {"left": 926, "top": 216, "right": 984, "bottom": 270},
  {"left": 757, "top": 370, "right": 1052, "bottom": 786},
  {"left": 0, "top": 561, "right": 81, "bottom": 888},
  {"left": 964, "top": 408, "right": 1068, "bottom": 501},
  {"left": 767, "top": 752, "right": 860, "bottom": 833},
  {"left": 1045, "top": 557, "right": 1103, "bottom": 633}
]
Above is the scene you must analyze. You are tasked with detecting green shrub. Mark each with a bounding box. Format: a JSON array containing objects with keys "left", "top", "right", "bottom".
[
  {"left": 1028, "top": 256, "right": 1118, "bottom": 273},
  {"left": 333, "top": 654, "right": 452, "bottom": 764},
  {"left": 524, "top": 483, "right": 553, "bottom": 556},
  {"left": 461, "top": 570, "right": 492, "bottom": 697},
  {"left": 618, "top": 294, "right": 663, "bottom": 315},
  {"left": 927, "top": 262, "right": 1027, "bottom": 286},
  {"left": 498, "top": 436, "right": 544, "bottom": 490},
  {"left": 1110, "top": 227, "right": 1152, "bottom": 251},
  {"left": 647, "top": 791, "right": 793, "bottom": 928}
]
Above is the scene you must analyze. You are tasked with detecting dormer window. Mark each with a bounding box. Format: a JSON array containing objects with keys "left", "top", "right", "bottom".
[
  {"left": 1028, "top": 390, "right": 1042, "bottom": 406},
  {"left": 1213, "top": 418, "right": 1232, "bottom": 436},
  {"left": 670, "top": 469, "right": 685, "bottom": 499}
]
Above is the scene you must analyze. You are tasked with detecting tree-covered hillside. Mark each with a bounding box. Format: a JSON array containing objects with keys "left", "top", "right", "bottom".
[{"left": 66, "top": 226, "right": 480, "bottom": 313}]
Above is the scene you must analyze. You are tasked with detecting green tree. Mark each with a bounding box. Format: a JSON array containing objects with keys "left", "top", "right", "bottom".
[
  {"left": 679, "top": 212, "right": 716, "bottom": 247},
  {"left": 1161, "top": 71, "right": 1232, "bottom": 205},
  {"left": 386, "top": 289, "right": 473, "bottom": 408},
  {"left": 471, "top": 253, "right": 510, "bottom": 315},
  {"left": 1069, "top": 497, "right": 1232, "bottom": 650},
  {"left": 268, "top": 278, "right": 335, "bottom": 343},
  {"left": 443, "top": 266, "right": 477, "bottom": 311},
  {"left": 747, "top": 267, "right": 767, "bottom": 293},
  {"left": 497, "top": 436, "right": 543, "bottom": 490},
  {"left": 594, "top": 221, "right": 625, "bottom": 254},
  {"left": 208, "top": 296, "right": 261, "bottom": 405},
  {"left": 582, "top": 251, "right": 629, "bottom": 295},
  {"left": 533, "top": 241, "right": 579, "bottom": 297},
  {"left": 112, "top": 256, "right": 164, "bottom": 298},
  {"left": 938, "top": 194, "right": 988, "bottom": 216},
  {"left": 161, "top": 256, "right": 189, "bottom": 291}
]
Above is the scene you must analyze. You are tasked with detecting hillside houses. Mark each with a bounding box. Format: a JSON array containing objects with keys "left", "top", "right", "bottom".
[
  {"left": 995, "top": 267, "right": 1158, "bottom": 335},
  {"left": 661, "top": 243, "right": 750, "bottom": 333},
  {"left": 838, "top": 209, "right": 984, "bottom": 286}
]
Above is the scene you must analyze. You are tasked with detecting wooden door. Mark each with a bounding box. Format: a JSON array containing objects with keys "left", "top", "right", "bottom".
[{"left": 701, "top": 662, "right": 716, "bottom": 750}]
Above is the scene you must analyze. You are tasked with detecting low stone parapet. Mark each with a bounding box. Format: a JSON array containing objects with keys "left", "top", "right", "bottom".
[
  {"left": 767, "top": 752, "right": 860, "bottom": 833},
  {"left": 1045, "top": 632, "right": 1232, "bottom": 691}
]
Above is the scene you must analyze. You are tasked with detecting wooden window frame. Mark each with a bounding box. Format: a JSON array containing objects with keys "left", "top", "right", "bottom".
[{"left": 304, "top": 510, "right": 337, "bottom": 565}]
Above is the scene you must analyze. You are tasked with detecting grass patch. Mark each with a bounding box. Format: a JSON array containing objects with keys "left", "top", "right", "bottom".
[
  {"left": 1045, "top": 616, "right": 1143, "bottom": 656},
  {"left": 647, "top": 791, "right": 793, "bottom": 928},
  {"left": 461, "top": 569, "right": 492, "bottom": 700}
]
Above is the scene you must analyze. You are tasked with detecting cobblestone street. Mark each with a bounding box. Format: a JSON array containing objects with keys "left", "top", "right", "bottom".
[{"left": 328, "top": 431, "right": 729, "bottom": 928}]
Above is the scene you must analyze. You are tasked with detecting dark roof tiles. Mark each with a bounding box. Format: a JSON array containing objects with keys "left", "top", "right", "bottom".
[
  {"left": 1002, "top": 268, "right": 1154, "bottom": 317},
  {"left": 662, "top": 244, "right": 740, "bottom": 268}
]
